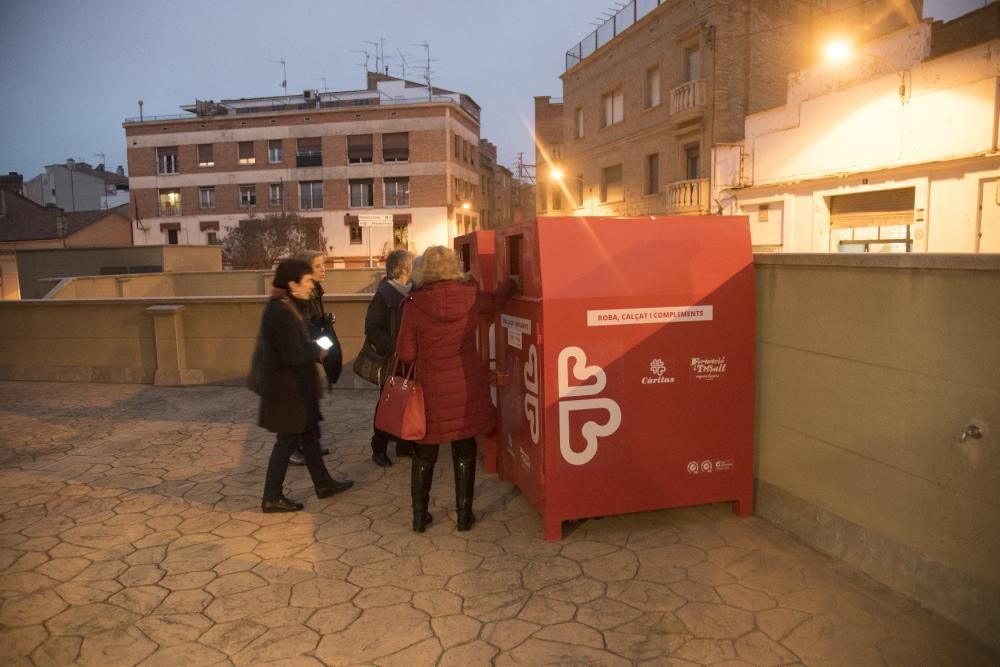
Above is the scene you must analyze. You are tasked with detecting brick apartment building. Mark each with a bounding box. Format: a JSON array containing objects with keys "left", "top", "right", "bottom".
[
  {"left": 478, "top": 139, "right": 516, "bottom": 229},
  {"left": 124, "top": 73, "right": 483, "bottom": 264},
  {"left": 535, "top": 0, "right": 922, "bottom": 217}
]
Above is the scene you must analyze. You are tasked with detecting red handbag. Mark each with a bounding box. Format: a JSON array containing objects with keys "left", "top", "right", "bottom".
[{"left": 374, "top": 361, "right": 426, "bottom": 441}]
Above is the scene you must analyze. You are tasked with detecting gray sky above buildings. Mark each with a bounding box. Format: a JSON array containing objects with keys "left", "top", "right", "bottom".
[{"left": 0, "top": 0, "right": 987, "bottom": 181}]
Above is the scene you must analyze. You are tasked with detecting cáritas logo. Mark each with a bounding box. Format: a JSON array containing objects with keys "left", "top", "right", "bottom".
[{"left": 642, "top": 358, "right": 675, "bottom": 385}]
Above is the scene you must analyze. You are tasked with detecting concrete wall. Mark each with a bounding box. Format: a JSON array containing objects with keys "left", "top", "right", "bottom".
[
  {"left": 754, "top": 253, "right": 1000, "bottom": 650},
  {"left": 43, "top": 268, "right": 383, "bottom": 300},
  {"left": 15, "top": 245, "right": 222, "bottom": 299},
  {"left": 0, "top": 294, "right": 373, "bottom": 388}
]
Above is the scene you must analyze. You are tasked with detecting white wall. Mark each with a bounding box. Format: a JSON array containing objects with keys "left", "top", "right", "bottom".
[{"left": 731, "top": 23, "right": 1000, "bottom": 253}]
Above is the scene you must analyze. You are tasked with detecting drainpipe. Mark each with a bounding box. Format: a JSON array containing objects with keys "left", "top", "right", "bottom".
[
  {"left": 56, "top": 209, "right": 68, "bottom": 240},
  {"left": 993, "top": 77, "right": 999, "bottom": 153}
]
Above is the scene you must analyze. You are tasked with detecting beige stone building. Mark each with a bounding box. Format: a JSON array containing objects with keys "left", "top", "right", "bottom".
[
  {"left": 535, "top": 0, "right": 922, "bottom": 217},
  {"left": 0, "top": 189, "right": 132, "bottom": 299},
  {"left": 125, "top": 73, "right": 482, "bottom": 265}
]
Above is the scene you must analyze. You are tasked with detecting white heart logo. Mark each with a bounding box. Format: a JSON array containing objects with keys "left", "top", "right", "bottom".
[
  {"left": 558, "top": 346, "right": 606, "bottom": 398},
  {"left": 524, "top": 393, "right": 540, "bottom": 444},
  {"left": 524, "top": 344, "right": 539, "bottom": 394},
  {"left": 559, "top": 398, "right": 622, "bottom": 466}
]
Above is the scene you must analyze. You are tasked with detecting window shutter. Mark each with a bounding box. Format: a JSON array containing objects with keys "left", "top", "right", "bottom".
[{"left": 830, "top": 188, "right": 915, "bottom": 228}]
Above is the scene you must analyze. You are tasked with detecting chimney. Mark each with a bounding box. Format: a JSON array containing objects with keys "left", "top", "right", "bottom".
[
  {"left": 56, "top": 210, "right": 68, "bottom": 238},
  {"left": 116, "top": 165, "right": 125, "bottom": 176}
]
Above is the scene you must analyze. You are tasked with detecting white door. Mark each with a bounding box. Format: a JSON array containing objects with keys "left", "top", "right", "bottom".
[{"left": 979, "top": 178, "right": 1000, "bottom": 252}]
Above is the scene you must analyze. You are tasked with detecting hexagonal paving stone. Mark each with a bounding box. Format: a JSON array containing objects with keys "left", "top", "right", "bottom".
[
  {"left": 676, "top": 602, "right": 756, "bottom": 639},
  {"left": 46, "top": 602, "right": 140, "bottom": 636},
  {"left": 135, "top": 613, "right": 214, "bottom": 647},
  {"left": 77, "top": 625, "right": 157, "bottom": 667},
  {"left": 231, "top": 625, "right": 320, "bottom": 666},
  {"left": 439, "top": 639, "right": 499, "bottom": 666},
  {"left": 495, "top": 638, "right": 632, "bottom": 666},
  {"left": 412, "top": 589, "right": 462, "bottom": 616},
  {"left": 315, "top": 603, "right": 431, "bottom": 664},
  {"left": 431, "top": 614, "right": 482, "bottom": 649},
  {"left": 0, "top": 588, "right": 68, "bottom": 626}
]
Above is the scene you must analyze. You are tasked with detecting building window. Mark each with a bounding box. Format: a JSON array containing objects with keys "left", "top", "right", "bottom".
[
  {"left": 600, "top": 164, "right": 623, "bottom": 203},
  {"left": 384, "top": 177, "right": 410, "bottom": 207},
  {"left": 268, "top": 139, "right": 283, "bottom": 163},
  {"left": 198, "top": 187, "right": 215, "bottom": 209},
  {"left": 197, "top": 144, "right": 214, "bottom": 167},
  {"left": 552, "top": 186, "right": 562, "bottom": 211},
  {"left": 758, "top": 203, "right": 769, "bottom": 222},
  {"left": 645, "top": 67, "right": 661, "bottom": 109},
  {"left": 645, "top": 153, "right": 659, "bottom": 195},
  {"left": 602, "top": 87, "right": 624, "bottom": 127},
  {"left": 684, "top": 143, "right": 700, "bottom": 180},
  {"left": 349, "top": 179, "right": 374, "bottom": 207},
  {"left": 685, "top": 46, "right": 701, "bottom": 82},
  {"left": 157, "top": 147, "right": 178, "bottom": 175},
  {"left": 206, "top": 231, "right": 219, "bottom": 245},
  {"left": 167, "top": 229, "right": 179, "bottom": 245},
  {"left": 296, "top": 137, "right": 322, "bottom": 167},
  {"left": 454, "top": 134, "right": 461, "bottom": 159},
  {"left": 269, "top": 183, "right": 283, "bottom": 208},
  {"left": 347, "top": 135, "right": 373, "bottom": 164},
  {"left": 238, "top": 141, "right": 255, "bottom": 165},
  {"left": 158, "top": 189, "right": 181, "bottom": 216},
  {"left": 383, "top": 133, "right": 409, "bottom": 162},
  {"left": 575, "top": 174, "right": 584, "bottom": 207},
  {"left": 538, "top": 182, "right": 547, "bottom": 212},
  {"left": 349, "top": 223, "right": 363, "bottom": 245},
  {"left": 239, "top": 185, "right": 257, "bottom": 207},
  {"left": 575, "top": 107, "right": 584, "bottom": 139},
  {"left": 299, "top": 181, "right": 323, "bottom": 210}
]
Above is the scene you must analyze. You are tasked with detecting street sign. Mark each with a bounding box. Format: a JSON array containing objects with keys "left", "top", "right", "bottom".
[{"left": 358, "top": 214, "right": 394, "bottom": 227}]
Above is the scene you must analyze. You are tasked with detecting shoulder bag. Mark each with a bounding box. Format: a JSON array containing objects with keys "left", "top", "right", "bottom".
[{"left": 373, "top": 360, "right": 426, "bottom": 441}]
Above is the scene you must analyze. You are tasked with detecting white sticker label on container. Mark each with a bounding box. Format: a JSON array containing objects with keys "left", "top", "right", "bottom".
[
  {"left": 501, "top": 314, "right": 532, "bottom": 334},
  {"left": 507, "top": 329, "right": 523, "bottom": 350},
  {"left": 587, "top": 306, "right": 713, "bottom": 327}
]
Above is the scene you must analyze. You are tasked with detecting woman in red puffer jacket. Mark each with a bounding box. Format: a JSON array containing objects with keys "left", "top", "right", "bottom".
[{"left": 395, "top": 245, "right": 518, "bottom": 533}]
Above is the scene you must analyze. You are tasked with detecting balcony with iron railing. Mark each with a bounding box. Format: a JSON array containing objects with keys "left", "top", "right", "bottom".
[
  {"left": 669, "top": 79, "right": 707, "bottom": 120},
  {"left": 666, "top": 177, "right": 709, "bottom": 214}
]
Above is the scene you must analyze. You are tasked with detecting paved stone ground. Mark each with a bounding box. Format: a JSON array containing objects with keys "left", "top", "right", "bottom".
[{"left": 0, "top": 381, "right": 996, "bottom": 667}]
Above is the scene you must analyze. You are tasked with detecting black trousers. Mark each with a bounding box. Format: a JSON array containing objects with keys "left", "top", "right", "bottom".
[{"left": 263, "top": 424, "right": 334, "bottom": 501}]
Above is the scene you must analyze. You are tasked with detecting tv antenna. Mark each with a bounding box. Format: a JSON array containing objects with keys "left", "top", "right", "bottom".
[
  {"left": 414, "top": 41, "right": 435, "bottom": 100},
  {"left": 351, "top": 49, "right": 372, "bottom": 77},
  {"left": 270, "top": 58, "right": 287, "bottom": 96}
]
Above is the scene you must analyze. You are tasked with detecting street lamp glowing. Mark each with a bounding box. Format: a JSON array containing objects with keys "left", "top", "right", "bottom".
[
  {"left": 461, "top": 201, "right": 471, "bottom": 210},
  {"left": 550, "top": 168, "right": 564, "bottom": 182},
  {"left": 824, "top": 39, "right": 853, "bottom": 65}
]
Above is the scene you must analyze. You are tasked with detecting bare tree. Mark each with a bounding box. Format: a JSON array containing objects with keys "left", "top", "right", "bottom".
[{"left": 222, "top": 213, "right": 327, "bottom": 269}]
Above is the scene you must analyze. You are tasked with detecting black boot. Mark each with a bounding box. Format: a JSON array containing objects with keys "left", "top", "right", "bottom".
[
  {"left": 411, "top": 444, "right": 436, "bottom": 532},
  {"left": 371, "top": 432, "right": 392, "bottom": 467},
  {"left": 453, "top": 438, "right": 477, "bottom": 531}
]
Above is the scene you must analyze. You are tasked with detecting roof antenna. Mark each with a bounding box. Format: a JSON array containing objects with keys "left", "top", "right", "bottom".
[{"left": 270, "top": 58, "right": 287, "bottom": 96}]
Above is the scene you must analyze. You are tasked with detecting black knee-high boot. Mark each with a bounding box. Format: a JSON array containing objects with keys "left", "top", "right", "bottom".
[
  {"left": 411, "top": 444, "right": 437, "bottom": 532},
  {"left": 453, "top": 438, "right": 477, "bottom": 531}
]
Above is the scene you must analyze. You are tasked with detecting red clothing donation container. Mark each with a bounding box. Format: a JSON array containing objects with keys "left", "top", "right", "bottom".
[
  {"left": 494, "top": 216, "right": 755, "bottom": 541},
  {"left": 453, "top": 231, "right": 500, "bottom": 473}
]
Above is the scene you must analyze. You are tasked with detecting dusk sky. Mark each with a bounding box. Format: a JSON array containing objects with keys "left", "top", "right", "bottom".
[{"left": 0, "top": 0, "right": 988, "bottom": 181}]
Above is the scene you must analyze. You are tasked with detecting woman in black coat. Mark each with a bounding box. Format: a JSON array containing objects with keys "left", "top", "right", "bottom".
[
  {"left": 364, "top": 248, "right": 414, "bottom": 467},
  {"left": 258, "top": 258, "right": 353, "bottom": 512}
]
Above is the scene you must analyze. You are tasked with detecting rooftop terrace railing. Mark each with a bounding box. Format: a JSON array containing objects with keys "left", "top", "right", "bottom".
[{"left": 566, "top": 0, "right": 665, "bottom": 71}]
